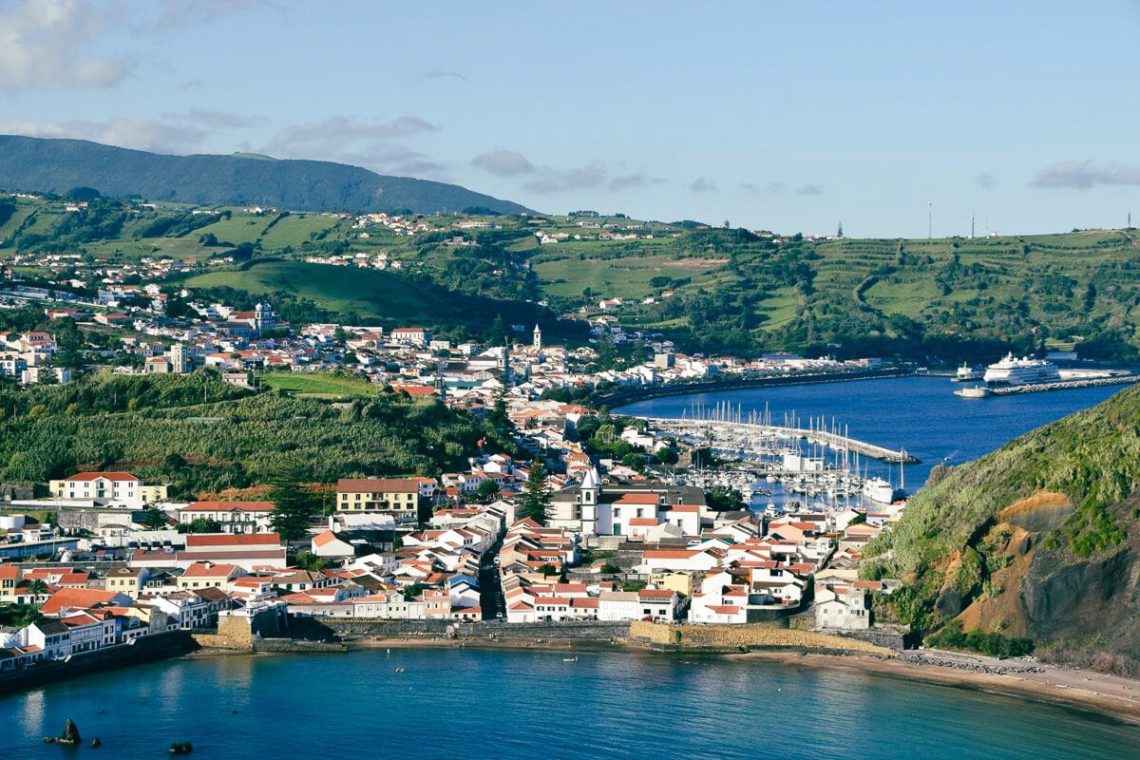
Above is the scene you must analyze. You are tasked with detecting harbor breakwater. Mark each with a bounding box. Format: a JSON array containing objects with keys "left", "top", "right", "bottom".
[{"left": 599, "top": 368, "right": 914, "bottom": 407}]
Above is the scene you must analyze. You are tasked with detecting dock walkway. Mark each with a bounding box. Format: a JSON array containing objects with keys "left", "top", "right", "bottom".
[{"left": 636, "top": 416, "right": 918, "bottom": 464}]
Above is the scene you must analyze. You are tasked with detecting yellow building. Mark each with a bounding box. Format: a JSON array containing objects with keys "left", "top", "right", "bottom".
[{"left": 336, "top": 478, "right": 420, "bottom": 515}]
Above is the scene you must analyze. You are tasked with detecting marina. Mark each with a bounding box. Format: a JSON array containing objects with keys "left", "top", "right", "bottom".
[{"left": 635, "top": 401, "right": 912, "bottom": 515}]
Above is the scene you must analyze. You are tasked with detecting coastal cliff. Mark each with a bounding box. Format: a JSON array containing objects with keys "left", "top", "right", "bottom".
[{"left": 864, "top": 384, "right": 1140, "bottom": 673}]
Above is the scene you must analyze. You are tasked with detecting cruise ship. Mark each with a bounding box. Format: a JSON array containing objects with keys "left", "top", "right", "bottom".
[{"left": 982, "top": 354, "right": 1061, "bottom": 386}]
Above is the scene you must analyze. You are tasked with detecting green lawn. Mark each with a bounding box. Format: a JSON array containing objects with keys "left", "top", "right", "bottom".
[
  {"left": 258, "top": 214, "right": 340, "bottom": 250},
  {"left": 261, "top": 372, "right": 380, "bottom": 397},
  {"left": 193, "top": 215, "right": 271, "bottom": 246}
]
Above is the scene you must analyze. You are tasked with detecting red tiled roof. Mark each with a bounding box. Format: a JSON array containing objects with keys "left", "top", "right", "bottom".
[
  {"left": 63, "top": 471, "right": 139, "bottom": 482},
  {"left": 336, "top": 478, "right": 420, "bottom": 493},
  {"left": 40, "top": 588, "right": 121, "bottom": 615},
  {"left": 182, "top": 562, "right": 240, "bottom": 578},
  {"left": 185, "top": 533, "right": 281, "bottom": 547},
  {"left": 184, "top": 501, "right": 276, "bottom": 513},
  {"left": 638, "top": 589, "right": 674, "bottom": 600},
  {"left": 614, "top": 493, "right": 661, "bottom": 505}
]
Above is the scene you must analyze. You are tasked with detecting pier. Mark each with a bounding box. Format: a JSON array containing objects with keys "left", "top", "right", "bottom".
[
  {"left": 986, "top": 374, "right": 1139, "bottom": 396},
  {"left": 635, "top": 414, "right": 919, "bottom": 464}
]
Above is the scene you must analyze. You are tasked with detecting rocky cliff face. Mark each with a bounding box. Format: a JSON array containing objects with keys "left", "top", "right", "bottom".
[{"left": 865, "top": 385, "right": 1140, "bottom": 672}]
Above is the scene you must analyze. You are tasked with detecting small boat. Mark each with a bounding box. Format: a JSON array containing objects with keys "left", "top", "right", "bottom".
[
  {"left": 954, "top": 386, "right": 989, "bottom": 399},
  {"left": 169, "top": 741, "right": 194, "bottom": 755},
  {"left": 563, "top": 656, "right": 578, "bottom": 662},
  {"left": 394, "top": 667, "right": 406, "bottom": 673}
]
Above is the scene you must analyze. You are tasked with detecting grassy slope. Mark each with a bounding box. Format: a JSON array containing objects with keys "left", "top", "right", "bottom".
[
  {"left": 261, "top": 372, "right": 380, "bottom": 397},
  {"left": 876, "top": 383, "right": 1140, "bottom": 576},
  {"left": 6, "top": 192, "right": 1140, "bottom": 352},
  {"left": 185, "top": 260, "right": 444, "bottom": 321}
]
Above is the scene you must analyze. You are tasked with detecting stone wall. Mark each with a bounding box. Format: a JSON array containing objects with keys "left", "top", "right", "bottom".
[
  {"left": 325, "top": 619, "right": 629, "bottom": 642},
  {"left": 629, "top": 621, "right": 892, "bottom": 654},
  {"left": 190, "top": 632, "right": 247, "bottom": 651}
]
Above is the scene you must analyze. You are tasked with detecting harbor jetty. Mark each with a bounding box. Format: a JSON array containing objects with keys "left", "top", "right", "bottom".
[
  {"left": 634, "top": 403, "right": 918, "bottom": 464},
  {"left": 986, "top": 374, "right": 1139, "bottom": 396}
]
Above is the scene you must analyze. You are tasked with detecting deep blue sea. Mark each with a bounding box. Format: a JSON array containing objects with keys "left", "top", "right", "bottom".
[
  {"left": 615, "top": 375, "right": 1124, "bottom": 489},
  {"left": 1, "top": 649, "right": 1136, "bottom": 759}
]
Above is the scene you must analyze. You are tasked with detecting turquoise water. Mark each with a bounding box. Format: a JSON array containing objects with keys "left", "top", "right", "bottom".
[
  {"left": 616, "top": 376, "right": 1124, "bottom": 487},
  {"left": 1, "top": 649, "right": 1135, "bottom": 759}
]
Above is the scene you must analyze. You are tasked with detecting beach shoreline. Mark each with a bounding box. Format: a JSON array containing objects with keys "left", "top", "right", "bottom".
[{"left": 255, "top": 635, "right": 1140, "bottom": 726}]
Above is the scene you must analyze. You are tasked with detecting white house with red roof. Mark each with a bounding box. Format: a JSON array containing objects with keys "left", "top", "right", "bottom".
[{"left": 49, "top": 471, "right": 168, "bottom": 507}]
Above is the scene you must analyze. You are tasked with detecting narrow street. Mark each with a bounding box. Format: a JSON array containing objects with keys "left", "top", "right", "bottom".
[{"left": 478, "top": 539, "right": 504, "bottom": 621}]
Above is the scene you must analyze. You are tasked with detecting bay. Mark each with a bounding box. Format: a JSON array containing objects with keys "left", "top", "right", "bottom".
[
  {"left": 1, "top": 649, "right": 1136, "bottom": 760},
  {"left": 615, "top": 376, "right": 1124, "bottom": 488}
]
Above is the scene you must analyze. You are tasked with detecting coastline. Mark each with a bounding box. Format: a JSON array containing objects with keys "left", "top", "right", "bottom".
[
  {"left": 266, "top": 635, "right": 1140, "bottom": 726},
  {"left": 727, "top": 650, "right": 1140, "bottom": 726}
]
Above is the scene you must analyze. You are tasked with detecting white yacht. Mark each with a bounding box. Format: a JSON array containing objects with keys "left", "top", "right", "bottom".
[
  {"left": 954, "top": 362, "right": 981, "bottom": 381},
  {"left": 982, "top": 353, "right": 1061, "bottom": 386}
]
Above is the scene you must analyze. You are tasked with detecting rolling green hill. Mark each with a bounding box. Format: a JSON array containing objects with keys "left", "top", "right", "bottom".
[
  {"left": 180, "top": 259, "right": 569, "bottom": 340},
  {"left": 3, "top": 183, "right": 1140, "bottom": 359},
  {"left": 864, "top": 385, "right": 1140, "bottom": 670},
  {"left": 0, "top": 135, "right": 531, "bottom": 215}
]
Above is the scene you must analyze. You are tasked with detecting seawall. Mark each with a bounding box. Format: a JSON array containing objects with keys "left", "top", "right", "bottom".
[
  {"left": 602, "top": 368, "right": 914, "bottom": 408},
  {"left": 0, "top": 631, "right": 198, "bottom": 696},
  {"left": 628, "top": 621, "right": 892, "bottom": 655},
  {"left": 325, "top": 619, "right": 630, "bottom": 643}
]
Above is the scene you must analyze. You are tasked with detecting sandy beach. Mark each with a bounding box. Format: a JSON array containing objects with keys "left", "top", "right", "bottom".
[
  {"left": 331, "top": 636, "right": 1140, "bottom": 725},
  {"left": 727, "top": 649, "right": 1140, "bottom": 726}
]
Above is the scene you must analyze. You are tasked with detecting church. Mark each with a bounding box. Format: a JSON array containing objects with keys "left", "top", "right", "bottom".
[{"left": 549, "top": 468, "right": 707, "bottom": 540}]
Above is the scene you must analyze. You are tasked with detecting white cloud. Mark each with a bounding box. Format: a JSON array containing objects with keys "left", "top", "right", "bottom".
[
  {"left": 609, "top": 173, "right": 666, "bottom": 191},
  {"left": 153, "top": 0, "right": 269, "bottom": 28},
  {"left": 261, "top": 116, "right": 445, "bottom": 177},
  {"left": 0, "top": 117, "right": 208, "bottom": 154},
  {"left": 1031, "top": 161, "right": 1140, "bottom": 190},
  {"left": 0, "top": 0, "right": 132, "bottom": 91},
  {"left": 524, "top": 162, "right": 608, "bottom": 194},
  {"left": 472, "top": 149, "right": 535, "bottom": 177}
]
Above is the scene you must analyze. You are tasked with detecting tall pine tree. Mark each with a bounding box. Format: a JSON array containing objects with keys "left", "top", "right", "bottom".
[
  {"left": 519, "top": 463, "right": 552, "bottom": 525},
  {"left": 268, "top": 462, "right": 317, "bottom": 542}
]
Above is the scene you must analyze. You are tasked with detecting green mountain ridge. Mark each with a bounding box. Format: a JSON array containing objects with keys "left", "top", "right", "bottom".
[
  {"left": 0, "top": 135, "right": 532, "bottom": 215},
  {"left": 866, "top": 384, "right": 1140, "bottom": 671}
]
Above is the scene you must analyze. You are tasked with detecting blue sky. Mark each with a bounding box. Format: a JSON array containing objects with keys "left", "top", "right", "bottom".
[{"left": 2, "top": 0, "right": 1139, "bottom": 236}]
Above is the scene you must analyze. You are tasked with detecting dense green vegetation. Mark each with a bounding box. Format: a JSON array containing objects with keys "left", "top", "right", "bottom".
[
  {"left": 0, "top": 135, "right": 530, "bottom": 214},
  {"left": 926, "top": 620, "right": 1034, "bottom": 659},
  {"left": 260, "top": 371, "right": 380, "bottom": 397},
  {"left": 0, "top": 373, "right": 511, "bottom": 497}
]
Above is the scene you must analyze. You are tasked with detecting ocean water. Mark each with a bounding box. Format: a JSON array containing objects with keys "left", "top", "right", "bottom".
[
  {"left": 1, "top": 649, "right": 1135, "bottom": 759},
  {"left": 615, "top": 375, "right": 1124, "bottom": 488}
]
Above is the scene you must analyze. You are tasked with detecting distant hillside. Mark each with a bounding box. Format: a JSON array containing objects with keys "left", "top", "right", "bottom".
[
  {"left": 865, "top": 386, "right": 1140, "bottom": 672},
  {"left": 0, "top": 135, "right": 531, "bottom": 215}
]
